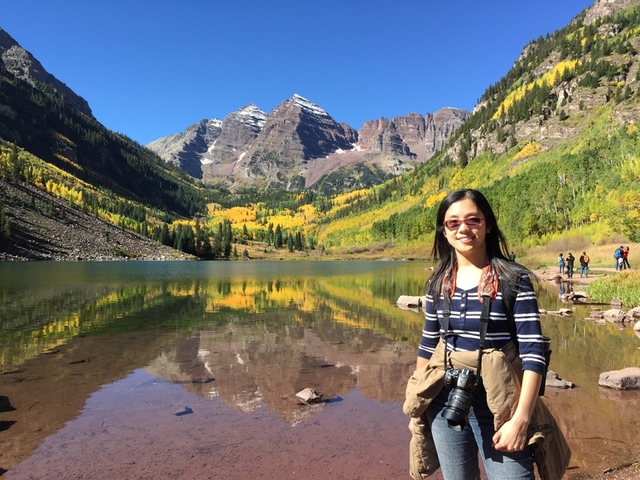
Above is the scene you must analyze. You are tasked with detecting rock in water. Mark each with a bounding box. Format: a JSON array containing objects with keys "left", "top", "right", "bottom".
[{"left": 295, "top": 388, "right": 325, "bottom": 403}]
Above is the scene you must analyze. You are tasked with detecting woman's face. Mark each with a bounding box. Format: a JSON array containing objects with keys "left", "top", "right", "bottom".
[{"left": 442, "top": 197, "right": 489, "bottom": 257}]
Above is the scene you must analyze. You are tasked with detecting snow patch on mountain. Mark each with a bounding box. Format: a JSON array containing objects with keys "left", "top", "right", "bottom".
[
  {"left": 291, "top": 93, "right": 330, "bottom": 118},
  {"left": 234, "top": 104, "right": 267, "bottom": 128}
]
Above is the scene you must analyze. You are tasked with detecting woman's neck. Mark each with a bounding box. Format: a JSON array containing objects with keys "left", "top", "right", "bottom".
[
  {"left": 454, "top": 250, "right": 487, "bottom": 290},
  {"left": 456, "top": 248, "right": 487, "bottom": 269}
]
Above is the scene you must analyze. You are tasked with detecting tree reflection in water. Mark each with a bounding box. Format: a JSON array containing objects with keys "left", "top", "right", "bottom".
[{"left": 0, "top": 261, "right": 638, "bottom": 478}]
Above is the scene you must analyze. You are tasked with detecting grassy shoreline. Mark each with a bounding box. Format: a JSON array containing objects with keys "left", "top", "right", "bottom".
[{"left": 238, "top": 239, "right": 640, "bottom": 308}]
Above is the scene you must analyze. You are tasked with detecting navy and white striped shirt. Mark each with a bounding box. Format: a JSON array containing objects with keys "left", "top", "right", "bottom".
[{"left": 418, "top": 274, "right": 546, "bottom": 375}]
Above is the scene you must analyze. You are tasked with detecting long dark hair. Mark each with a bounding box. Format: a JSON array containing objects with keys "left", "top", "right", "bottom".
[{"left": 427, "top": 189, "right": 528, "bottom": 298}]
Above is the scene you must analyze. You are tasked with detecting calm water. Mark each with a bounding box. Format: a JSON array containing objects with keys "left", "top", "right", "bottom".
[{"left": 0, "top": 261, "right": 638, "bottom": 479}]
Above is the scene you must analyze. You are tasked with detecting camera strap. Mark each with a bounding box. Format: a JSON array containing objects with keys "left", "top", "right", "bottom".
[{"left": 441, "top": 289, "right": 492, "bottom": 387}]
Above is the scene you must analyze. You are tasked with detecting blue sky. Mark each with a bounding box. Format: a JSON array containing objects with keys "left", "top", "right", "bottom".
[{"left": 3, "top": 1, "right": 594, "bottom": 145}]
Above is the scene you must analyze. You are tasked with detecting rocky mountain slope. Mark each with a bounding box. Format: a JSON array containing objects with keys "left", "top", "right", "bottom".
[
  {"left": 437, "top": 0, "right": 640, "bottom": 169},
  {"left": 0, "top": 28, "right": 92, "bottom": 118},
  {"left": 0, "top": 180, "right": 192, "bottom": 261},
  {"left": 147, "top": 94, "right": 470, "bottom": 193},
  {"left": 317, "top": 0, "right": 640, "bottom": 252},
  {"left": 0, "top": 28, "right": 206, "bottom": 219}
]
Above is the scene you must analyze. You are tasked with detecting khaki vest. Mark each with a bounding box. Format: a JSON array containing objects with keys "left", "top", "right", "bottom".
[{"left": 404, "top": 341, "right": 571, "bottom": 480}]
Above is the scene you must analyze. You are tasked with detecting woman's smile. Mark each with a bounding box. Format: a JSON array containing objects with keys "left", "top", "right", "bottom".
[{"left": 443, "top": 198, "right": 488, "bottom": 262}]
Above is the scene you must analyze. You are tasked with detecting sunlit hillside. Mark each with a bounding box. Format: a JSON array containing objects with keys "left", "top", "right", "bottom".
[{"left": 5, "top": 4, "right": 640, "bottom": 264}]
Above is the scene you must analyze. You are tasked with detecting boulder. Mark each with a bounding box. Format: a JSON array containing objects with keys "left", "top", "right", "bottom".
[
  {"left": 545, "top": 370, "right": 574, "bottom": 389},
  {"left": 602, "top": 308, "right": 626, "bottom": 323},
  {"left": 564, "top": 291, "right": 589, "bottom": 303},
  {"left": 598, "top": 367, "right": 640, "bottom": 390},
  {"left": 589, "top": 310, "right": 604, "bottom": 320},
  {"left": 628, "top": 307, "right": 640, "bottom": 320},
  {"left": 397, "top": 295, "right": 425, "bottom": 310},
  {"left": 295, "top": 388, "right": 326, "bottom": 404}
]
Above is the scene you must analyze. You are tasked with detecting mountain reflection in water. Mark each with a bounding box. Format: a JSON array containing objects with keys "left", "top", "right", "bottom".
[{"left": 0, "top": 261, "right": 638, "bottom": 479}]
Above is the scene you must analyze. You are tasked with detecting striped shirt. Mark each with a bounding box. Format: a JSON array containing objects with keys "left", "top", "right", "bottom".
[{"left": 418, "top": 274, "right": 546, "bottom": 375}]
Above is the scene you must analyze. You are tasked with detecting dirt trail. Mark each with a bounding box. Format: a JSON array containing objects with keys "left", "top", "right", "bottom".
[{"left": 531, "top": 266, "right": 622, "bottom": 286}]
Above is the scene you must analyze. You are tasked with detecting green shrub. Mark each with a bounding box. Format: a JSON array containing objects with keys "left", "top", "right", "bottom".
[{"left": 587, "top": 270, "right": 640, "bottom": 308}]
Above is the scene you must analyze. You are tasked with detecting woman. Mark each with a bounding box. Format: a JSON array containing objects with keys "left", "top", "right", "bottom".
[
  {"left": 416, "top": 189, "right": 545, "bottom": 480},
  {"left": 566, "top": 252, "right": 575, "bottom": 278},
  {"left": 623, "top": 246, "right": 630, "bottom": 269}
]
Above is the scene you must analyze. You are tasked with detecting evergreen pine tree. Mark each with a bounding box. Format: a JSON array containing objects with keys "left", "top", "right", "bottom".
[
  {"left": 159, "top": 223, "right": 171, "bottom": 246},
  {"left": 10, "top": 142, "right": 23, "bottom": 182},
  {"left": 223, "top": 220, "right": 233, "bottom": 258},
  {"left": 287, "top": 233, "right": 294, "bottom": 252},
  {"left": 212, "top": 223, "right": 223, "bottom": 258},
  {"left": 274, "top": 225, "right": 283, "bottom": 248},
  {"left": 0, "top": 201, "right": 10, "bottom": 241}
]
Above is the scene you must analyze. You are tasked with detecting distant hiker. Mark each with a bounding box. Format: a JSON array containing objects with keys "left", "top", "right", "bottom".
[
  {"left": 566, "top": 252, "right": 575, "bottom": 279},
  {"left": 579, "top": 251, "right": 589, "bottom": 277},
  {"left": 558, "top": 253, "right": 565, "bottom": 274},
  {"left": 614, "top": 246, "right": 624, "bottom": 271},
  {"left": 623, "top": 246, "right": 631, "bottom": 269},
  {"left": 510, "top": 251, "right": 516, "bottom": 261}
]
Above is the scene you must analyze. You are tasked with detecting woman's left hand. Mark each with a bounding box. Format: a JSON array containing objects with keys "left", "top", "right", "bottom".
[
  {"left": 492, "top": 415, "right": 529, "bottom": 452},
  {"left": 492, "top": 370, "right": 542, "bottom": 452}
]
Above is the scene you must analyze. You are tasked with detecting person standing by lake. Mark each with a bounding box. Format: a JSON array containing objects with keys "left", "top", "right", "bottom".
[
  {"left": 622, "top": 246, "right": 631, "bottom": 269},
  {"left": 614, "top": 246, "right": 624, "bottom": 271},
  {"left": 407, "top": 189, "right": 547, "bottom": 480},
  {"left": 579, "top": 251, "right": 590, "bottom": 277},
  {"left": 558, "top": 253, "right": 565, "bottom": 274},
  {"left": 566, "top": 252, "right": 575, "bottom": 279}
]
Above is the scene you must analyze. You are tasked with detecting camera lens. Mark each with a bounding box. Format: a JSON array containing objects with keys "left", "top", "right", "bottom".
[
  {"left": 441, "top": 368, "right": 476, "bottom": 431},
  {"left": 441, "top": 388, "right": 474, "bottom": 431}
]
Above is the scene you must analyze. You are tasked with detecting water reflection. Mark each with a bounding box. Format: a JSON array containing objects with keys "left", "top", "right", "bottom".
[
  {"left": 0, "top": 261, "right": 639, "bottom": 478},
  {"left": 0, "top": 262, "right": 427, "bottom": 371}
]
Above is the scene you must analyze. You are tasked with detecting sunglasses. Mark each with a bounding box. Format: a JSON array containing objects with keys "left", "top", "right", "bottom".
[{"left": 443, "top": 217, "right": 485, "bottom": 230}]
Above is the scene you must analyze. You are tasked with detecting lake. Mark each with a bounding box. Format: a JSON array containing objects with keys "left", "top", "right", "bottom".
[{"left": 0, "top": 261, "right": 638, "bottom": 479}]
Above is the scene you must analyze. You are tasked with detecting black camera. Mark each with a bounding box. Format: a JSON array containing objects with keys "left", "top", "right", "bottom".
[{"left": 441, "top": 368, "right": 476, "bottom": 431}]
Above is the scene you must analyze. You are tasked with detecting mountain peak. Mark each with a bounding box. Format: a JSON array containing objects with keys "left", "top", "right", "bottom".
[
  {"left": 232, "top": 104, "right": 267, "bottom": 129},
  {"left": 148, "top": 95, "right": 468, "bottom": 191},
  {"left": 0, "top": 27, "right": 93, "bottom": 118},
  {"left": 284, "top": 94, "right": 330, "bottom": 118}
]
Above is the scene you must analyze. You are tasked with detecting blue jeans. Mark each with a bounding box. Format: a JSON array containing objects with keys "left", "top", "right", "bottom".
[
  {"left": 426, "top": 387, "right": 535, "bottom": 480},
  {"left": 580, "top": 265, "right": 588, "bottom": 277}
]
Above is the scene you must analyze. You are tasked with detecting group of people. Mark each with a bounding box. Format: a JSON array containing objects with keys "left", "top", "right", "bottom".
[
  {"left": 557, "top": 246, "right": 632, "bottom": 278},
  {"left": 558, "top": 251, "right": 590, "bottom": 278},
  {"left": 613, "top": 246, "right": 631, "bottom": 271}
]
